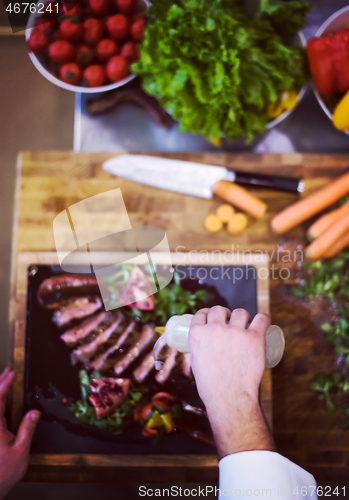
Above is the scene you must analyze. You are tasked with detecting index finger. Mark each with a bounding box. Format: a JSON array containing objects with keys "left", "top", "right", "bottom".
[{"left": 248, "top": 313, "right": 271, "bottom": 336}]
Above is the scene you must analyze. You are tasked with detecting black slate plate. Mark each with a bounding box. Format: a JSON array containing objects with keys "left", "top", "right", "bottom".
[{"left": 24, "top": 264, "right": 257, "bottom": 454}]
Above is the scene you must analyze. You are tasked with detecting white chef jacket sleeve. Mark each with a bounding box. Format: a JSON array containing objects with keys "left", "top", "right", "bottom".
[{"left": 219, "top": 451, "right": 317, "bottom": 500}]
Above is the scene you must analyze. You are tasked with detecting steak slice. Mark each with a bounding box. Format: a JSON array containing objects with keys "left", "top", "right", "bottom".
[
  {"left": 70, "top": 311, "right": 126, "bottom": 364},
  {"left": 155, "top": 347, "right": 181, "bottom": 384},
  {"left": 133, "top": 351, "right": 154, "bottom": 383},
  {"left": 53, "top": 297, "right": 102, "bottom": 327},
  {"left": 89, "top": 377, "right": 130, "bottom": 419},
  {"left": 61, "top": 311, "right": 108, "bottom": 347},
  {"left": 114, "top": 324, "right": 156, "bottom": 376}
]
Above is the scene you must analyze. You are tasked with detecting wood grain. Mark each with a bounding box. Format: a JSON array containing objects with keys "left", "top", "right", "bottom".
[{"left": 10, "top": 151, "right": 349, "bottom": 482}]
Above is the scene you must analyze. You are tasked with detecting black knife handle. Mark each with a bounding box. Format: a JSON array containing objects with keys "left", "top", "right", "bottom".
[{"left": 232, "top": 170, "right": 303, "bottom": 194}]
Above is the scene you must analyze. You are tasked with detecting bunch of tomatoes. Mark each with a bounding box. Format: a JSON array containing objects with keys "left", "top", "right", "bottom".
[{"left": 27, "top": 0, "right": 145, "bottom": 88}]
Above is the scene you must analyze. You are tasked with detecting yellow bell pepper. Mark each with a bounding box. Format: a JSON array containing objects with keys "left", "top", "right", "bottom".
[
  {"left": 333, "top": 91, "right": 349, "bottom": 132},
  {"left": 146, "top": 411, "right": 163, "bottom": 429}
]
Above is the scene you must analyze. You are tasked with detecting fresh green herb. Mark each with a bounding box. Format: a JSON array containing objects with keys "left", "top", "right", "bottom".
[
  {"left": 132, "top": 0, "right": 310, "bottom": 143},
  {"left": 129, "top": 271, "right": 208, "bottom": 324},
  {"left": 291, "top": 250, "right": 349, "bottom": 427},
  {"left": 70, "top": 370, "right": 150, "bottom": 433}
]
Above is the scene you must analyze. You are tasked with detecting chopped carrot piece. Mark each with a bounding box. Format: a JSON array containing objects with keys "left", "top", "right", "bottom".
[
  {"left": 227, "top": 213, "right": 248, "bottom": 235},
  {"left": 204, "top": 214, "right": 223, "bottom": 232},
  {"left": 216, "top": 204, "right": 235, "bottom": 223}
]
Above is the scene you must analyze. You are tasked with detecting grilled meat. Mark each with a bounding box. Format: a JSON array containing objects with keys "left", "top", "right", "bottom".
[
  {"left": 182, "top": 353, "right": 192, "bottom": 378},
  {"left": 155, "top": 347, "right": 181, "bottom": 384},
  {"left": 53, "top": 297, "right": 102, "bottom": 327},
  {"left": 90, "top": 318, "right": 139, "bottom": 373},
  {"left": 70, "top": 311, "right": 126, "bottom": 364},
  {"left": 60, "top": 311, "right": 108, "bottom": 347},
  {"left": 114, "top": 324, "right": 157, "bottom": 376},
  {"left": 38, "top": 274, "right": 99, "bottom": 309}
]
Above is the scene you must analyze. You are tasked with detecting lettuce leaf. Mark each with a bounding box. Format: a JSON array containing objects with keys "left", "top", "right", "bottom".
[{"left": 132, "top": 0, "right": 310, "bottom": 143}]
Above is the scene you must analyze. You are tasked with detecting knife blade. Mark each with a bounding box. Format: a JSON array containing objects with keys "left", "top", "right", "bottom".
[{"left": 103, "top": 155, "right": 304, "bottom": 195}]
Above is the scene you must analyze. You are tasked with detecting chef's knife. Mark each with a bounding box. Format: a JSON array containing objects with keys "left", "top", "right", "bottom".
[{"left": 102, "top": 155, "right": 302, "bottom": 218}]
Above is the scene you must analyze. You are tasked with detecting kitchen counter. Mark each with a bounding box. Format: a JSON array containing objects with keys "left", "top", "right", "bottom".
[{"left": 74, "top": 0, "right": 349, "bottom": 154}]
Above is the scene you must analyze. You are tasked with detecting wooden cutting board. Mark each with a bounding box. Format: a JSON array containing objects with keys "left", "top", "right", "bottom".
[{"left": 9, "top": 151, "right": 349, "bottom": 482}]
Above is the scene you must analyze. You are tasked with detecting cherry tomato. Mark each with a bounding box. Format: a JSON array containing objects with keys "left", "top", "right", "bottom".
[
  {"left": 106, "top": 54, "right": 129, "bottom": 82},
  {"left": 35, "top": 17, "right": 56, "bottom": 36},
  {"left": 60, "top": 18, "right": 84, "bottom": 42},
  {"left": 90, "top": 0, "right": 111, "bottom": 16},
  {"left": 62, "top": 2, "right": 84, "bottom": 18},
  {"left": 133, "top": 405, "right": 143, "bottom": 422},
  {"left": 142, "top": 425, "right": 158, "bottom": 437},
  {"left": 27, "top": 30, "right": 50, "bottom": 54},
  {"left": 140, "top": 403, "right": 153, "bottom": 421},
  {"left": 116, "top": 0, "right": 136, "bottom": 14},
  {"left": 60, "top": 62, "right": 82, "bottom": 85},
  {"left": 49, "top": 40, "right": 76, "bottom": 63},
  {"left": 83, "top": 64, "right": 105, "bottom": 86},
  {"left": 96, "top": 38, "right": 119, "bottom": 62},
  {"left": 131, "top": 18, "right": 145, "bottom": 42},
  {"left": 83, "top": 18, "right": 104, "bottom": 45},
  {"left": 76, "top": 44, "right": 95, "bottom": 66},
  {"left": 150, "top": 392, "right": 172, "bottom": 405},
  {"left": 120, "top": 41, "right": 138, "bottom": 62},
  {"left": 106, "top": 14, "right": 129, "bottom": 41}
]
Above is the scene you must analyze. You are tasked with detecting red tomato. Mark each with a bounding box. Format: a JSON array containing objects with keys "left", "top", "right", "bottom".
[
  {"left": 141, "top": 403, "right": 153, "bottom": 421},
  {"left": 116, "top": 0, "right": 136, "bottom": 14},
  {"left": 83, "top": 18, "right": 104, "bottom": 45},
  {"left": 106, "top": 54, "right": 129, "bottom": 82},
  {"left": 131, "top": 18, "right": 145, "bottom": 41},
  {"left": 96, "top": 38, "right": 119, "bottom": 62},
  {"left": 62, "top": 2, "right": 84, "bottom": 18},
  {"left": 60, "top": 18, "right": 84, "bottom": 42},
  {"left": 151, "top": 392, "right": 172, "bottom": 405},
  {"left": 90, "top": 0, "right": 111, "bottom": 16},
  {"left": 120, "top": 41, "right": 138, "bottom": 62},
  {"left": 49, "top": 40, "right": 76, "bottom": 63},
  {"left": 142, "top": 425, "right": 158, "bottom": 437},
  {"left": 132, "top": 11, "right": 144, "bottom": 22},
  {"left": 76, "top": 44, "right": 95, "bottom": 66},
  {"left": 83, "top": 64, "right": 105, "bottom": 86},
  {"left": 27, "top": 30, "right": 50, "bottom": 54},
  {"left": 35, "top": 17, "right": 56, "bottom": 36},
  {"left": 106, "top": 14, "right": 129, "bottom": 40},
  {"left": 60, "top": 62, "right": 82, "bottom": 85}
]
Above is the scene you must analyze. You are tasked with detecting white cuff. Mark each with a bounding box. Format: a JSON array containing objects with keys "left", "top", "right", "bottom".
[{"left": 219, "top": 451, "right": 317, "bottom": 500}]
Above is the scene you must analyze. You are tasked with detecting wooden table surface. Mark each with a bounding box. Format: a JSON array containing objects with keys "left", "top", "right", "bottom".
[{"left": 9, "top": 151, "right": 349, "bottom": 482}]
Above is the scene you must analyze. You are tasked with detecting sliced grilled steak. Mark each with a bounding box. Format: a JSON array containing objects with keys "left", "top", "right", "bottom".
[
  {"left": 133, "top": 351, "right": 154, "bottom": 383},
  {"left": 90, "top": 318, "right": 139, "bottom": 373},
  {"left": 53, "top": 297, "right": 102, "bottom": 327},
  {"left": 182, "top": 353, "right": 192, "bottom": 377},
  {"left": 114, "top": 324, "right": 156, "bottom": 376},
  {"left": 70, "top": 311, "right": 126, "bottom": 364},
  {"left": 60, "top": 311, "right": 108, "bottom": 347},
  {"left": 155, "top": 347, "right": 181, "bottom": 384}
]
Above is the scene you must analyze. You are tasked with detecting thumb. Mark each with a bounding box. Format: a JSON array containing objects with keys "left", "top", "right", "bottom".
[{"left": 14, "top": 410, "right": 40, "bottom": 452}]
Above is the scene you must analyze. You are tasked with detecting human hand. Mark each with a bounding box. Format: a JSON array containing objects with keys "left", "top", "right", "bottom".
[
  {"left": 188, "top": 306, "right": 275, "bottom": 458},
  {"left": 0, "top": 368, "right": 40, "bottom": 500}
]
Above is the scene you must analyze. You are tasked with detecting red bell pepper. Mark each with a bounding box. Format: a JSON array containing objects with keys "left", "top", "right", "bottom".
[
  {"left": 307, "top": 29, "right": 349, "bottom": 96},
  {"left": 306, "top": 35, "right": 336, "bottom": 95}
]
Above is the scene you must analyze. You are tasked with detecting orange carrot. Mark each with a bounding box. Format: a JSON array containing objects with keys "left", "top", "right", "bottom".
[
  {"left": 271, "top": 171, "right": 349, "bottom": 234},
  {"left": 306, "top": 213, "right": 349, "bottom": 259},
  {"left": 322, "top": 230, "right": 349, "bottom": 258},
  {"left": 216, "top": 204, "right": 235, "bottom": 223},
  {"left": 307, "top": 200, "right": 349, "bottom": 240},
  {"left": 227, "top": 213, "right": 248, "bottom": 235},
  {"left": 204, "top": 214, "right": 223, "bottom": 232},
  {"left": 213, "top": 180, "right": 267, "bottom": 219}
]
